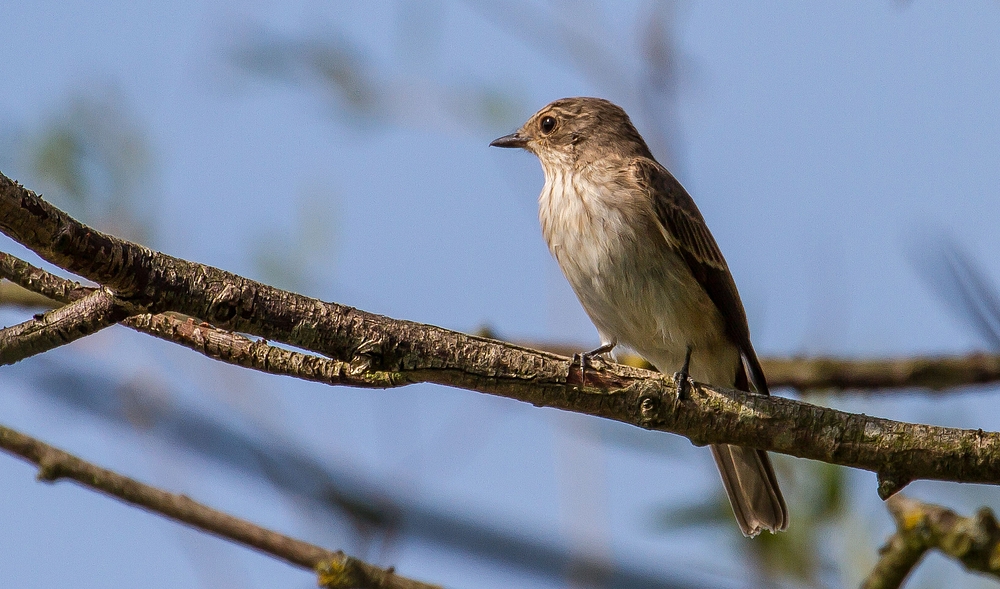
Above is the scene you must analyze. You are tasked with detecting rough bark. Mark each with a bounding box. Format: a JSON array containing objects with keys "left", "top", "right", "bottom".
[
  {"left": 6, "top": 256, "right": 1000, "bottom": 393},
  {"left": 2, "top": 172, "right": 1000, "bottom": 498},
  {"left": 0, "top": 288, "right": 133, "bottom": 364}
]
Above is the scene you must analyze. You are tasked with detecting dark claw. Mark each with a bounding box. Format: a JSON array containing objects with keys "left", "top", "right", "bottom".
[
  {"left": 575, "top": 341, "right": 616, "bottom": 386},
  {"left": 674, "top": 345, "right": 693, "bottom": 401}
]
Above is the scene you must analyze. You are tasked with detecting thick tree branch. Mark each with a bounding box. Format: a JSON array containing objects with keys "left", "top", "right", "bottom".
[
  {"left": 0, "top": 421, "right": 438, "bottom": 589},
  {"left": 862, "top": 495, "right": 1000, "bottom": 589},
  {"left": 0, "top": 288, "right": 134, "bottom": 364},
  {"left": 6, "top": 252, "right": 1000, "bottom": 394},
  {"left": 4, "top": 172, "right": 1000, "bottom": 498}
]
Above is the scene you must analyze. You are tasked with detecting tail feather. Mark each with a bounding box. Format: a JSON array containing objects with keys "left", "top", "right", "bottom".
[{"left": 711, "top": 444, "right": 788, "bottom": 537}]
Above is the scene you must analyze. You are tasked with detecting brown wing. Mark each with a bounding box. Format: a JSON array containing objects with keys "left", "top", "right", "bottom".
[{"left": 629, "top": 157, "right": 769, "bottom": 395}]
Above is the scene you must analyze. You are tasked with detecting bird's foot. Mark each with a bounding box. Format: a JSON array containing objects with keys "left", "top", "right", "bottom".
[
  {"left": 673, "top": 346, "right": 693, "bottom": 401},
  {"left": 574, "top": 341, "right": 616, "bottom": 386}
]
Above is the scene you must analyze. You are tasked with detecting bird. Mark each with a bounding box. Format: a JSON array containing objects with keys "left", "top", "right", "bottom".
[{"left": 490, "top": 97, "right": 787, "bottom": 537}]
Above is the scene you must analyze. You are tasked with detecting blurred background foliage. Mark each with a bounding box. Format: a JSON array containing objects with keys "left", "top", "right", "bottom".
[
  {"left": 20, "top": 88, "right": 157, "bottom": 243},
  {"left": 225, "top": 21, "right": 525, "bottom": 133},
  {"left": 3, "top": 2, "right": 1000, "bottom": 589}
]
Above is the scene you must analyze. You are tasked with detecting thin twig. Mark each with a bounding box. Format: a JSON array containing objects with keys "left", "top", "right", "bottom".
[
  {"left": 0, "top": 288, "right": 134, "bottom": 365},
  {"left": 503, "top": 336, "right": 1000, "bottom": 392},
  {"left": 0, "top": 252, "right": 400, "bottom": 387},
  {"left": 765, "top": 354, "right": 1000, "bottom": 392},
  {"left": 862, "top": 495, "right": 1000, "bottom": 589},
  {"left": 0, "top": 421, "right": 439, "bottom": 589},
  {"left": 128, "top": 312, "right": 407, "bottom": 387}
]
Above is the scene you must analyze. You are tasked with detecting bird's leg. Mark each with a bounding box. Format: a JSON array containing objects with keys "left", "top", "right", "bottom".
[
  {"left": 674, "top": 345, "right": 693, "bottom": 401},
  {"left": 574, "top": 340, "right": 616, "bottom": 386}
]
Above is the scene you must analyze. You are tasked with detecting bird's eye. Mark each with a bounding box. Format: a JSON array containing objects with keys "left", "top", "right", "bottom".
[{"left": 540, "top": 116, "right": 556, "bottom": 134}]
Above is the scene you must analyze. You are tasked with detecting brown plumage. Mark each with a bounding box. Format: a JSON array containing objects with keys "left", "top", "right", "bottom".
[{"left": 491, "top": 97, "right": 788, "bottom": 536}]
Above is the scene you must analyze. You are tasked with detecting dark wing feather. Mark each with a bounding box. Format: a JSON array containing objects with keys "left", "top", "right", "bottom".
[{"left": 629, "top": 157, "right": 769, "bottom": 395}]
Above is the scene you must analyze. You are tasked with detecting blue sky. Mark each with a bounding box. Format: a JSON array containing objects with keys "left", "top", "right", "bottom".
[{"left": 3, "top": 2, "right": 1000, "bottom": 588}]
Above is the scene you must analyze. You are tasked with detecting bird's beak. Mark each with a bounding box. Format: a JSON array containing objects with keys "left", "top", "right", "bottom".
[{"left": 490, "top": 132, "right": 529, "bottom": 149}]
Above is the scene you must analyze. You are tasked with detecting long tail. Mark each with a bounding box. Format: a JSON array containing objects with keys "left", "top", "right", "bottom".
[{"left": 710, "top": 444, "right": 788, "bottom": 537}]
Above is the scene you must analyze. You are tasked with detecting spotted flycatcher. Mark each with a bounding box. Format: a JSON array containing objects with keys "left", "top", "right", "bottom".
[{"left": 491, "top": 97, "right": 787, "bottom": 536}]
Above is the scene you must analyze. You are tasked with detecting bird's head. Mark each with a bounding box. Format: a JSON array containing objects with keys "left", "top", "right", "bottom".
[{"left": 490, "top": 97, "right": 652, "bottom": 166}]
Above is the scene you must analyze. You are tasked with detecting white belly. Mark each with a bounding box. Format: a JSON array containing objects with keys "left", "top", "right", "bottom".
[{"left": 539, "top": 170, "right": 739, "bottom": 385}]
